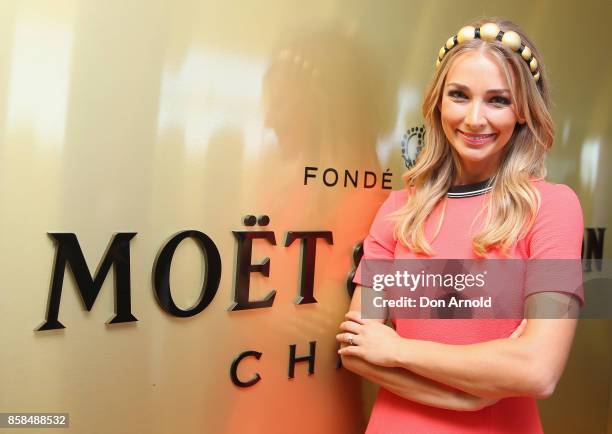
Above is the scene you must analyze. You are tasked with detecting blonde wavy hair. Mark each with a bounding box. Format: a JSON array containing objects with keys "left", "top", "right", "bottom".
[{"left": 394, "top": 18, "right": 553, "bottom": 257}]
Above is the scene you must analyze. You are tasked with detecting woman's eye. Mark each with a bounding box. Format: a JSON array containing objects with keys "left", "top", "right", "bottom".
[
  {"left": 448, "top": 90, "right": 467, "bottom": 99},
  {"left": 490, "top": 96, "right": 511, "bottom": 105}
]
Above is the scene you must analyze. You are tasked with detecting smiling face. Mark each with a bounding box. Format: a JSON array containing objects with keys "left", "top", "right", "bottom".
[{"left": 440, "top": 50, "right": 522, "bottom": 183}]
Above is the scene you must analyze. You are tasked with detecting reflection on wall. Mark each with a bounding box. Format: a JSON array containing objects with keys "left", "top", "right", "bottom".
[
  {"left": 6, "top": 0, "right": 75, "bottom": 149},
  {"left": 579, "top": 138, "right": 600, "bottom": 194},
  {"left": 157, "top": 49, "right": 266, "bottom": 156}
]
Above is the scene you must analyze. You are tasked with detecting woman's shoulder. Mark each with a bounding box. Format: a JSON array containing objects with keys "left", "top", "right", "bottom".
[
  {"left": 388, "top": 187, "right": 411, "bottom": 205},
  {"left": 531, "top": 178, "right": 578, "bottom": 197},
  {"left": 374, "top": 188, "right": 410, "bottom": 217},
  {"left": 530, "top": 179, "right": 582, "bottom": 212},
  {"left": 366, "top": 188, "right": 411, "bottom": 235}
]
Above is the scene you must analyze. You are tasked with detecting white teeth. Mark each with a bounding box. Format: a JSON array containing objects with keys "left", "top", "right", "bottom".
[
  {"left": 458, "top": 131, "right": 496, "bottom": 144},
  {"left": 459, "top": 131, "right": 495, "bottom": 141},
  {"left": 462, "top": 132, "right": 493, "bottom": 138}
]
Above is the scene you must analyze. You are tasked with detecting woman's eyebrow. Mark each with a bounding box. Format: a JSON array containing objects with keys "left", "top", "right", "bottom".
[
  {"left": 486, "top": 88, "right": 511, "bottom": 94},
  {"left": 446, "top": 82, "right": 468, "bottom": 89},
  {"left": 446, "top": 82, "right": 510, "bottom": 93}
]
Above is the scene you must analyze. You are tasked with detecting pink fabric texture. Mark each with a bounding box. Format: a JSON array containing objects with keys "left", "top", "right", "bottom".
[{"left": 353, "top": 180, "right": 584, "bottom": 434}]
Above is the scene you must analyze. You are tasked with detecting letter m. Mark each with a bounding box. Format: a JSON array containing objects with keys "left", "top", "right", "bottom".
[{"left": 37, "top": 233, "right": 137, "bottom": 331}]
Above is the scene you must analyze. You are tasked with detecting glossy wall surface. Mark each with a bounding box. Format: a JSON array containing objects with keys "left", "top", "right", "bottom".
[{"left": 0, "top": 1, "right": 610, "bottom": 433}]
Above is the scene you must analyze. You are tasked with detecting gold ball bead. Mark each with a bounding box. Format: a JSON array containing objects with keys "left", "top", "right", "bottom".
[
  {"left": 436, "top": 59, "right": 441, "bottom": 68},
  {"left": 438, "top": 46, "right": 447, "bottom": 60},
  {"left": 457, "top": 26, "right": 476, "bottom": 44},
  {"left": 501, "top": 31, "right": 522, "bottom": 51},
  {"left": 446, "top": 37, "right": 455, "bottom": 50},
  {"left": 533, "top": 71, "right": 540, "bottom": 81},
  {"left": 521, "top": 46, "right": 532, "bottom": 61},
  {"left": 529, "top": 57, "right": 538, "bottom": 72},
  {"left": 480, "top": 23, "right": 500, "bottom": 41}
]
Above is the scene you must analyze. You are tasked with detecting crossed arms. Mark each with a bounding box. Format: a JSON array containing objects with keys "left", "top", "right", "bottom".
[{"left": 337, "top": 285, "right": 579, "bottom": 411}]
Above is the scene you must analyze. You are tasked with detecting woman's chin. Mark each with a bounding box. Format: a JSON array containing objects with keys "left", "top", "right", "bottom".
[
  {"left": 457, "top": 150, "right": 494, "bottom": 164},
  {"left": 454, "top": 141, "right": 505, "bottom": 165}
]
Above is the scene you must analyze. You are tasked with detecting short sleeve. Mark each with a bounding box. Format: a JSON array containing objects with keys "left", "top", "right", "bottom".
[
  {"left": 353, "top": 191, "right": 401, "bottom": 287},
  {"left": 528, "top": 183, "right": 584, "bottom": 260},
  {"left": 525, "top": 183, "right": 584, "bottom": 304}
]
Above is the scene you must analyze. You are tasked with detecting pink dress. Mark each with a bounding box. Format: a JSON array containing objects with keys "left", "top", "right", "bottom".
[{"left": 353, "top": 179, "right": 584, "bottom": 434}]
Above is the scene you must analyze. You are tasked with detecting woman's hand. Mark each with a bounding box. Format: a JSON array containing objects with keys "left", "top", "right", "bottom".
[{"left": 336, "top": 311, "right": 401, "bottom": 367}]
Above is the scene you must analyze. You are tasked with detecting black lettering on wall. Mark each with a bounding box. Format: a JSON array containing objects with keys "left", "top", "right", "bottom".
[
  {"left": 37, "top": 232, "right": 137, "bottom": 331},
  {"left": 364, "top": 171, "right": 376, "bottom": 188},
  {"left": 382, "top": 169, "right": 393, "bottom": 190},
  {"left": 230, "top": 350, "right": 262, "bottom": 388},
  {"left": 229, "top": 230, "right": 277, "bottom": 311},
  {"left": 304, "top": 166, "right": 318, "bottom": 185},
  {"left": 153, "top": 231, "right": 222, "bottom": 317},
  {"left": 303, "top": 166, "right": 395, "bottom": 189},
  {"left": 284, "top": 231, "right": 333, "bottom": 304},
  {"left": 344, "top": 170, "right": 358, "bottom": 188},
  {"left": 582, "top": 227, "right": 606, "bottom": 272},
  {"left": 288, "top": 341, "right": 316, "bottom": 378},
  {"left": 322, "top": 168, "right": 338, "bottom": 187}
]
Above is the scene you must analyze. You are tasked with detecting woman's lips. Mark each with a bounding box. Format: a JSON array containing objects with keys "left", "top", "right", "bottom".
[{"left": 457, "top": 130, "right": 497, "bottom": 146}]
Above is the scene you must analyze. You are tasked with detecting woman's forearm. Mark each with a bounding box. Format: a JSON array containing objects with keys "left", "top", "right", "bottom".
[
  {"left": 341, "top": 354, "right": 496, "bottom": 411},
  {"left": 392, "top": 337, "right": 546, "bottom": 399}
]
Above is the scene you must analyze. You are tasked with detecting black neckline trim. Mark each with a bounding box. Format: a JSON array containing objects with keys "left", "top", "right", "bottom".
[{"left": 447, "top": 178, "right": 493, "bottom": 198}]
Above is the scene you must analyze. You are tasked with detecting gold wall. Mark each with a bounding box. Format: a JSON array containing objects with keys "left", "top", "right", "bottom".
[{"left": 0, "top": 1, "right": 610, "bottom": 433}]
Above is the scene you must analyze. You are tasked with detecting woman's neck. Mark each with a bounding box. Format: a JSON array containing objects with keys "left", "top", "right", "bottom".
[
  {"left": 453, "top": 173, "right": 492, "bottom": 186},
  {"left": 453, "top": 160, "right": 499, "bottom": 186}
]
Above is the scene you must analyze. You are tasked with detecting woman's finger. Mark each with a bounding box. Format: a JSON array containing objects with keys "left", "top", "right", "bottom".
[
  {"left": 345, "top": 311, "right": 366, "bottom": 324},
  {"left": 336, "top": 332, "right": 358, "bottom": 346},
  {"left": 338, "top": 345, "right": 362, "bottom": 358},
  {"left": 338, "top": 320, "right": 361, "bottom": 334}
]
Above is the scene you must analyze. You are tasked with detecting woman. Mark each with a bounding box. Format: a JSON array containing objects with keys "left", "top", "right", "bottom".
[{"left": 336, "top": 18, "right": 583, "bottom": 433}]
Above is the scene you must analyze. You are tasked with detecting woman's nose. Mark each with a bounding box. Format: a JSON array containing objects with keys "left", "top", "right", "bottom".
[{"left": 465, "top": 101, "right": 486, "bottom": 130}]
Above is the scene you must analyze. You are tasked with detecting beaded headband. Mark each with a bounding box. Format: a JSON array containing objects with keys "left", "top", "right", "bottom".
[{"left": 436, "top": 23, "right": 540, "bottom": 82}]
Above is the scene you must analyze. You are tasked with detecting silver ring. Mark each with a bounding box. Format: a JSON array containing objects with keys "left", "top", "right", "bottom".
[{"left": 348, "top": 334, "right": 354, "bottom": 345}]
